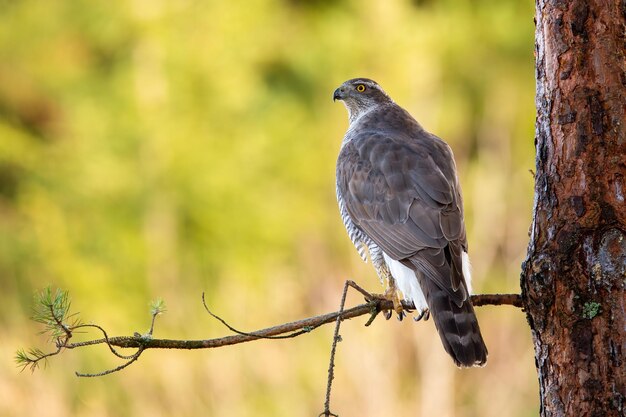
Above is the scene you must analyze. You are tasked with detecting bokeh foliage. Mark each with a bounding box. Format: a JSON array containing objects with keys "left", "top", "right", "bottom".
[{"left": 1, "top": 1, "right": 537, "bottom": 416}]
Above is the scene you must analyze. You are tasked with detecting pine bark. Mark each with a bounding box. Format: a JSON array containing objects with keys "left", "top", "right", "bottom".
[{"left": 521, "top": 0, "right": 626, "bottom": 416}]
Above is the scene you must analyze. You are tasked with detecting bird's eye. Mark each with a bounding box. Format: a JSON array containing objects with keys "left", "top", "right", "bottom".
[{"left": 356, "top": 84, "right": 366, "bottom": 92}]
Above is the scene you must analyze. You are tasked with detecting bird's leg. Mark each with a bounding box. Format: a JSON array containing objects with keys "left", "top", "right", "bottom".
[
  {"left": 384, "top": 276, "right": 405, "bottom": 321},
  {"left": 360, "top": 246, "right": 415, "bottom": 322},
  {"left": 375, "top": 260, "right": 404, "bottom": 321},
  {"left": 369, "top": 249, "right": 406, "bottom": 320}
]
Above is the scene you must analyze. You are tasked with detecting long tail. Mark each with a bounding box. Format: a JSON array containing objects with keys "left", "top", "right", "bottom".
[{"left": 421, "top": 278, "right": 488, "bottom": 367}]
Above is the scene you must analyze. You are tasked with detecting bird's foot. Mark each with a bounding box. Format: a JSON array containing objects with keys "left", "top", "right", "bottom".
[
  {"left": 413, "top": 308, "right": 430, "bottom": 322},
  {"left": 363, "top": 288, "right": 406, "bottom": 324},
  {"left": 383, "top": 285, "right": 406, "bottom": 321}
]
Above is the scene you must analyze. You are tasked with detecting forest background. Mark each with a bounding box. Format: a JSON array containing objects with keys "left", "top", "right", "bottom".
[{"left": 1, "top": 1, "right": 538, "bottom": 416}]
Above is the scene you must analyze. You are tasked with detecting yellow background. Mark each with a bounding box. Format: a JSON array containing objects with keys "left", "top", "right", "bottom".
[{"left": 1, "top": 0, "right": 537, "bottom": 416}]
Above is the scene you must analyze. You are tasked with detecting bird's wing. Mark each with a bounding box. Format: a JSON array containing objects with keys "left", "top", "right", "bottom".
[{"left": 337, "top": 129, "right": 469, "bottom": 305}]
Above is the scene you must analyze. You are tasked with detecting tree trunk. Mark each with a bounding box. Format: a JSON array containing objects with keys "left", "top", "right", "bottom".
[{"left": 521, "top": 0, "right": 625, "bottom": 416}]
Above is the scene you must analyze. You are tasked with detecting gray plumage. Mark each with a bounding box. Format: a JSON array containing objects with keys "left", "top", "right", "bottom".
[{"left": 333, "top": 78, "right": 487, "bottom": 367}]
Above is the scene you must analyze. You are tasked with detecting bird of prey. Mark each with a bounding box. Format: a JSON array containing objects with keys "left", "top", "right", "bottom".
[{"left": 333, "top": 78, "right": 487, "bottom": 367}]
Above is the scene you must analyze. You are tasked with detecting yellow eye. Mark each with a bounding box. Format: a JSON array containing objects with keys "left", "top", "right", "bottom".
[{"left": 356, "top": 84, "right": 366, "bottom": 92}]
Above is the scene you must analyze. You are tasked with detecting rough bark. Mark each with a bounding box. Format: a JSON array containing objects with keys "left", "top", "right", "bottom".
[{"left": 522, "top": 0, "right": 626, "bottom": 416}]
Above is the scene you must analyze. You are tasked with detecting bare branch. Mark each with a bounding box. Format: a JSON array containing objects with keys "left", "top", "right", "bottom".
[
  {"left": 75, "top": 347, "right": 145, "bottom": 378},
  {"left": 319, "top": 279, "right": 353, "bottom": 417},
  {"left": 470, "top": 293, "right": 523, "bottom": 308},
  {"left": 201, "top": 293, "right": 323, "bottom": 340},
  {"left": 62, "top": 292, "right": 522, "bottom": 351},
  {"left": 70, "top": 323, "right": 139, "bottom": 360},
  {"left": 17, "top": 289, "right": 522, "bottom": 378}
]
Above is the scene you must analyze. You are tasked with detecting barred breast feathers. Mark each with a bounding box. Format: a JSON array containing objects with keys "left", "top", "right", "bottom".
[{"left": 336, "top": 184, "right": 371, "bottom": 262}]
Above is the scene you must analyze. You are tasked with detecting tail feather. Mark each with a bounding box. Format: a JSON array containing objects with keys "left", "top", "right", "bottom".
[{"left": 422, "top": 278, "right": 488, "bottom": 367}]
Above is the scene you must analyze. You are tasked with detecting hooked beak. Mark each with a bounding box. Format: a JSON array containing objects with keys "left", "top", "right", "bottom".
[{"left": 333, "top": 87, "right": 345, "bottom": 102}]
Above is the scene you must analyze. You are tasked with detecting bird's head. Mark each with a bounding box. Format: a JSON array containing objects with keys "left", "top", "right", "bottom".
[{"left": 333, "top": 78, "right": 393, "bottom": 122}]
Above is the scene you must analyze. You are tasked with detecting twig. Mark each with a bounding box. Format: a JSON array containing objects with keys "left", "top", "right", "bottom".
[
  {"left": 319, "top": 280, "right": 354, "bottom": 417},
  {"left": 15, "top": 345, "right": 63, "bottom": 372},
  {"left": 71, "top": 301, "right": 168, "bottom": 376},
  {"left": 202, "top": 293, "right": 324, "bottom": 340},
  {"left": 75, "top": 347, "right": 145, "bottom": 378},
  {"left": 70, "top": 323, "right": 139, "bottom": 360}
]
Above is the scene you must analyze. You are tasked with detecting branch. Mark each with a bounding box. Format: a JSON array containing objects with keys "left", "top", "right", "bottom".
[
  {"left": 16, "top": 288, "right": 522, "bottom": 377},
  {"left": 471, "top": 293, "right": 523, "bottom": 308},
  {"left": 64, "top": 293, "right": 519, "bottom": 352}
]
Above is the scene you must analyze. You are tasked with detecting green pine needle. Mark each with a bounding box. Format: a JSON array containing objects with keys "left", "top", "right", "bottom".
[
  {"left": 15, "top": 347, "right": 48, "bottom": 372},
  {"left": 31, "top": 287, "right": 80, "bottom": 339},
  {"left": 150, "top": 298, "right": 167, "bottom": 316}
]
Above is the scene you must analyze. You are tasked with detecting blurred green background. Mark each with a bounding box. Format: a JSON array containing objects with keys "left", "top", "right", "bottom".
[{"left": 1, "top": 0, "right": 538, "bottom": 416}]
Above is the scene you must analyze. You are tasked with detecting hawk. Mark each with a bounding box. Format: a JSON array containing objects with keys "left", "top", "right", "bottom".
[{"left": 333, "top": 78, "right": 487, "bottom": 367}]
